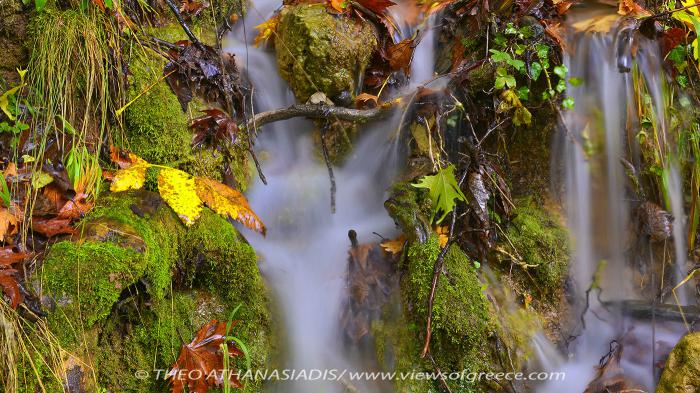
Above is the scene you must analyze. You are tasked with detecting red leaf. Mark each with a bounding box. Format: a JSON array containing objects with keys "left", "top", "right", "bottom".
[
  {"left": 662, "top": 28, "right": 687, "bottom": 58},
  {"left": 0, "top": 247, "right": 30, "bottom": 267},
  {"left": 0, "top": 269, "right": 21, "bottom": 309},
  {"left": 355, "top": 0, "right": 395, "bottom": 15},
  {"left": 384, "top": 38, "right": 416, "bottom": 75},
  {"left": 167, "top": 320, "right": 243, "bottom": 393},
  {"left": 57, "top": 193, "right": 94, "bottom": 219},
  {"left": 190, "top": 109, "right": 238, "bottom": 149}
]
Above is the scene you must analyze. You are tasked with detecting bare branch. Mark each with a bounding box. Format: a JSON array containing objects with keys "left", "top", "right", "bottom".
[{"left": 240, "top": 104, "right": 392, "bottom": 132}]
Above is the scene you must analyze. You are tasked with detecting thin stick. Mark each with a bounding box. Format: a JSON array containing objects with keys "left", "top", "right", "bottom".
[
  {"left": 164, "top": 0, "right": 204, "bottom": 49},
  {"left": 320, "top": 123, "right": 337, "bottom": 214}
]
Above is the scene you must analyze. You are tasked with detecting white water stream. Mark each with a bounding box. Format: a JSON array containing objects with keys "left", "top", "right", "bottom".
[{"left": 226, "top": 2, "right": 436, "bottom": 391}]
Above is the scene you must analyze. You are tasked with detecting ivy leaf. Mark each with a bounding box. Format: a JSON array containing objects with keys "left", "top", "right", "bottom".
[
  {"left": 195, "top": 178, "right": 266, "bottom": 235},
  {"left": 157, "top": 167, "right": 202, "bottom": 226},
  {"left": 530, "top": 61, "right": 543, "bottom": 81},
  {"left": 569, "top": 77, "right": 583, "bottom": 87},
  {"left": 489, "top": 49, "right": 512, "bottom": 63},
  {"left": 412, "top": 165, "right": 467, "bottom": 224},
  {"left": 553, "top": 64, "right": 569, "bottom": 79},
  {"left": 562, "top": 97, "right": 575, "bottom": 110},
  {"left": 555, "top": 79, "right": 567, "bottom": 93}
]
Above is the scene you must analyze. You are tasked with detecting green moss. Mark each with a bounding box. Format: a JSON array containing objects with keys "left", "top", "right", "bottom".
[
  {"left": 384, "top": 182, "right": 433, "bottom": 243},
  {"left": 375, "top": 236, "right": 496, "bottom": 392},
  {"left": 657, "top": 332, "right": 700, "bottom": 393},
  {"left": 275, "top": 4, "right": 378, "bottom": 102},
  {"left": 500, "top": 198, "right": 569, "bottom": 299},
  {"left": 121, "top": 49, "right": 192, "bottom": 165}
]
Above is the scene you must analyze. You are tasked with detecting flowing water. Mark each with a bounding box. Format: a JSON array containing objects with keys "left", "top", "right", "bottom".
[
  {"left": 539, "top": 4, "right": 693, "bottom": 392},
  {"left": 226, "top": 2, "right": 436, "bottom": 392},
  {"left": 226, "top": 1, "right": 694, "bottom": 391}
]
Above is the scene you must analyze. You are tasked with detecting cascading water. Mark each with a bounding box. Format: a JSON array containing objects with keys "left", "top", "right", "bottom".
[
  {"left": 226, "top": 2, "right": 436, "bottom": 391},
  {"left": 538, "top": 4, "right": 694, "bottom": 392}
]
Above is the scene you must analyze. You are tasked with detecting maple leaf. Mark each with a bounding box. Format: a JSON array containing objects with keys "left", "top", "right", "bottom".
[
  {"left": 254, "top": 15, "right": 279, "bottom": 47},
  {"left": 190, "top": 109, "right": 238, "bottom": 149},
  {"left": 167, "top": 320, "right": 243, "bottom": 393},
  {"left": 158, "top": 167, "right": 202, "bottom": 226},
  {"left": 412, "top": 164, "right": 467, "bottom": 224},
  {"left": 195, "top": 178, "right": 266, "bottom": 235},
  {"left": 355, "top": 0, "right": 395, "bottom": 15}
]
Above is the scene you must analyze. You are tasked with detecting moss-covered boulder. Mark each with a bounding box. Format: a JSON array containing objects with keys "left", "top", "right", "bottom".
[
  {"left": 657, "top": 332, "right": 700, "bottom": 393},
  {"left": 494, "top": 198, "right": 569, "bottom": 300},
  {"left": 274, "top": 4, "right": 378, "bottom": 102},
  {"left": 373, "top": 236, "right": 499, "bottom": 392},
  {"left": 26, "top": 191, "right": 272, "bottom": 392}
]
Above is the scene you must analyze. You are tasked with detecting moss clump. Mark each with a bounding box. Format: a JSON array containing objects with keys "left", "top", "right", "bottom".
[
  {"left": 376, "top": 236, "right": 496, "bottom": 392},
  {"left": 499, "top": 198, "right": 569, "bottom": 299},
  {"left": 122, "top": 49, "right": 191, "bottom": 165},
  {"left": 657, "top": 333, "right": 700, "bottom": 393},
  {"left": 384, "top": 182, "right": 433, "bottom": 243},
  {"left": 275, "top": 4, "right": 378, "bottom": 102}
]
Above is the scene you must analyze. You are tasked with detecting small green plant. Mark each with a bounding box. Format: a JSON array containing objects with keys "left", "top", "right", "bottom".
[
  {"left": 412, "top": 164, "right": 467, "bottom": 224},
  {"left": 0, "top": 69, "right": 30, "bottom": 151},
  {"left": 488, "top": 22, "right": 580, "bottom": 120}
]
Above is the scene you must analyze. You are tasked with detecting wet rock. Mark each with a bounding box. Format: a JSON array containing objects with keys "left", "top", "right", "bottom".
[
  {"left": 636, "top": 201, "right": 673, "bottom": 242},
  {"left": 274, "top": 4, "right": 378, "bottom": 102},
  {"left": 384, "top": 182, "right": 433, "bottom": 243},
  {"left": 657, "top": 332, "right": 700, "bottom": 393}
]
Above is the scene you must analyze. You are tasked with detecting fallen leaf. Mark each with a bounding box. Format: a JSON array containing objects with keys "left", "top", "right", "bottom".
[
  {"left": 0, "top": 208, "right": 18, "bottom": 243},
  {"left": 57, "top": 193, "right": 94, "bottom": 219},
  {"left": 31, "top": 218, "right": 75, "bottom": 237},
  {"left": 4, "top": 163, "right": 17, "bottom": 178},
  {"left": 195, "top": 178, "right": 266, "bottom": 235},
  {"left": 180, "top": 0, "right": 206, "bottom": 16},
  {"left": 618, "top": 0, "right": 646, "bottom": 16},
  {"left": 190, "top": 109, "right": 238, "bottom": 149},
  {"left": 355, "top": 0, "right": 395, "bottom": 15},
  {"left": 0, "top": 247, "right": 30, "bottom": 267},
  {"left": 543, "top": 20, "right": 566, "bottom": 49},
  {"left": 110, "top": 163, "right": 149, "bottom": 192},
  {"left": 329, "top": 0, "right": 345, "bottom": 12},
  {"left": 355, "top": 92, "right": 379, "bottom": 109},
  {"left": 385, "top": 38, "right": 416, "bottom": 75},
  {"left": 110, "top": 145, "right": 148, "bottom": 169},
  {"left": 158, "top": 167, "right": 202, "bottom": 226},
  {"left": 0, "top": 269, "right": 21, "bottom": 308},
  {"left": 380, "top": 234, "right": 406, "bottom": 254},
  {"left": 166, "top": 320, "right": 243, "bottom": 393}
]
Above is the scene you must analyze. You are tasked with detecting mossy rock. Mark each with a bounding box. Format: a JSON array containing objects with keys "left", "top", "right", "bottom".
[
  {"left": 374, "top": 236, "right": 498, "bottom": 392},
  {"left": 274, "top": 4, "right": 378, "bottom": 102},
  {"left": 384, "top": 182, "right": 433, "bottom": 243},
  {"left": 495, "top": 198, "right": 569, "bottom": 301},
  {"left": 657, "top": 332, "right": 700, "bottom": 393},
  {"left": 26, "top": 191, "right": 272, "bottom": 392}
]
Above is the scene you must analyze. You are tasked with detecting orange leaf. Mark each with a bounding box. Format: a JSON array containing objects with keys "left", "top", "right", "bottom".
[
  {"left": 57, "top": 193, "right": 94, "bottom": 219},
  {"left": 355, "top": 92, "right": 379, "bottom": 108},
  {"left": 254, "top": 15, "right": 280, "bottom": 47},
  {"left": 380, "top": 234, "right": 406, "bottom": 254},
  {"left": 0, "top": 247, "right": 30, "bottom": 267},
  {"left": 110, "top": 146, "right": 148, "bottom": 169},
  {"left": 355, "top": 0, "right": 395, "bottom": 15},
  {"left": 329, "top": 0, "right": 345, "bottom": 12},
  {"left": 167, "top": 320, "right": 243, "bottom": 393},
  {"left": 194, "top": 178, "right": 266, "bottom": 235},
  {"left": 0, "top": 208, "right": 18, "bottom": 243},
  {"left": 543, "top": 20, "right": 566, "bottom": 49},
  {"left": 385, "top": 38, "right": 416, "bottom": 75},
  {"left": 618, "top": 0, "right": 647, "bottom": 15}
]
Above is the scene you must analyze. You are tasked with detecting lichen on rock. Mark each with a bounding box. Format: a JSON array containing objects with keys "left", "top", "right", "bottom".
[
  {"left": 274, "top": 4, "right": 378, "bottom": 102},
  {"left": 657, "top": 332, "right": 700, "bottom": 393}
]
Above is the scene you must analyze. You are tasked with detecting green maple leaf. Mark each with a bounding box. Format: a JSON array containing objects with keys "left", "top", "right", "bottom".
[{"left": 412, "top": 164, "right": 467, "bottom": 224}]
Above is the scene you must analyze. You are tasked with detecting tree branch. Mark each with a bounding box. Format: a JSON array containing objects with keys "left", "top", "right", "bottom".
[{"left": 240, "top": 104, "right": 392, "bottom": 132}]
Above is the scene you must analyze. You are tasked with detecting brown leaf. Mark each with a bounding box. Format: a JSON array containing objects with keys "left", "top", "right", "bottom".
[
  {"left": 618, "top": 0, "right": 646, "bottom": 16},
  {"left": 31, "top": 218, "right": 75, "bottom": 238},
  {"left": 662, "top": 28, "right": 687, "bottom": 58},
  {"left": 354, "top": 93, "right": 379, "bottom": 109},
  {"left": 0, "top": 269, "right": 21, "bottom": 309},
  {"left": 110, "top": 146, "right": 148, "bottom": 169},
  {"left": 0, "top": 208, "right": 18, "bottom": 243},
  {"left": 57, "top": 193, "right": 94, "bottom": 219},
  {"left": 0, "top": 247, "right": 30, "bottom": 267},
  {"left": 385, "top": 38, "right": 416, "bottom": 75},
  {"left": 190, "top": 109, "right": 239, "bottom": 149},
  {"left": 380, "top": 235, "right": 406, "bottom": 254},
  {"left": 167, "top": 320, "right": 243, "bottom": 393},
  {"left": 180, "top": 0, "right": 207, "bottom": 16},
  {"left": 543, "top": 19, "right": 566, "bottom": 49},
  {"left": 4, "top": 163, "right": 17, "bottom": 178},
  {"left": 355, "top": 0, "right": 395, "bottom": 15}
]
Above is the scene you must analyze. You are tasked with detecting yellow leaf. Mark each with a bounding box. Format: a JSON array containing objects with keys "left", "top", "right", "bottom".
[
  {"left": 434, "top": 226, "right": 449, "bottom": 248},
  {"left": 157, "top": 168, "right": 202, "bottom": 226},
  {"left": 194, "top": 177, "right": 266, "bottom": 234},
  {"left": 682, "top": 0, "right": 700, "bottom": 16},
  {"left": 329, "top": 0, "right": 345, "bottom": 13},
  {"left": 380, "top": 234, "right": 406, "bottom": 255},
  {"left": 110, "top": 163, "right": 149, "bottom": 192},
  {"left": 254, "top": 15, "right": 279, "bottom": 47}
]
